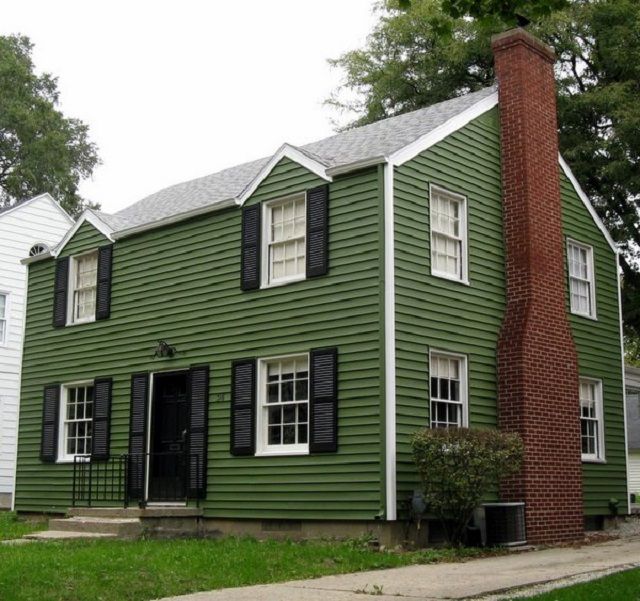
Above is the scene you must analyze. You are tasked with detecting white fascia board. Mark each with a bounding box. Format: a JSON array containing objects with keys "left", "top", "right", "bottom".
[
  {"left": 559, "top": 155, "right": 617, "bottom": 254},
  {"left": 388, "top": 92, "right": 499, "bottom": 167},
  {"left": 53, "top": 209, "right": 114, "bottom": 257},
  {"left": 325, "top": 156, "right": 387, "bottom": 177},
  {"left": 383, "top": 163, "right": 397, "bottom": 521},
  {"left": 0, "top": 192, "right": 73, "bottom": 224},
  {"left": 236, "top": 144, "right": 332, "bottom": 206}
]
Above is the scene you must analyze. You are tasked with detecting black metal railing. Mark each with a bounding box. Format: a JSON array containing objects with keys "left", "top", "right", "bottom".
[{"left": 72, "top": 452, "right": 200, "bottom": 508}]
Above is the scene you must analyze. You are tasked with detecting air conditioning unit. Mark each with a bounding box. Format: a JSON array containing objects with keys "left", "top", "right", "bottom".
[{"left": 483, "top": 502, "right": 526, "bottom": 546}]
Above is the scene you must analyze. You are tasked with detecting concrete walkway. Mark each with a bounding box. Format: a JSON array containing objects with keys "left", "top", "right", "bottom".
[{"left": 156, "top": 536, "right": 640, "bottom": 601}]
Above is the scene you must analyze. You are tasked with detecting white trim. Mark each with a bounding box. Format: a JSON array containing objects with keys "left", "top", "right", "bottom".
[
  {"left": 429, "top": 184, "right": 469, "bottom": 285},
  {"left": 0, "top": 192, "right": 73, "bottom": 224},
  {"left": 66, "top": 250, "right": 98, "bottom": 326},
  {"left": 388, "top": 92, "right": 499, "bottom": 166},
  {"left": 383, "top": 163, "right": 397, "bottom": 521},
  {"left": 53, "top": 210, "right": 114, "bottom": 257},
  {"left": 559, "top": 155, "right": 617, "bottom": 254},
  {"left": 0, "top": 290, "right": 9, "bottom": 348},
  {"left": 579, "top": 377, "right": 605, "bottom": 462},
  {"left": 428, "top": 349, "right": 469, "bottom": 428},
  {"left": 617, "top": 255, "right": 631, "bottom": 514},
  {"left": 237, "top": 144, "right": 332, "bottom": 207},
  {"left": 325, "top": 156, "right": 387, "bottom": 177},
  {"left": 566, "top": 238, "right": 597, "bottom": 320},
  {"left": 56, "top": 380, "right": 94, "bottom": 463}
]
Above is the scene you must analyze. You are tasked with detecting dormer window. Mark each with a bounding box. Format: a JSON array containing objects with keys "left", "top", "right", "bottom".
[{"left": 69, "top": 251, "right": 98, "bottom": 324}]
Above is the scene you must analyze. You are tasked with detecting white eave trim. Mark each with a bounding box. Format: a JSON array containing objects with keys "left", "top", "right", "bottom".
[
  {"left": 52, "top": 209, "right": 114, "bottom": 257},
  {"left": 388, "top": 92, "right": 499, "bottom": 166},
  {"left": 559, "top": 155, "right": 617, "bottom": 254},
  {"left": 236, "top": 144, "right": 332, "bottom": 206},
  {"left": 325, "top": 156, "right": 387, "bottom": 177},
  {"left": 0, "top": 192, "right": 74, "bottom": 224}
]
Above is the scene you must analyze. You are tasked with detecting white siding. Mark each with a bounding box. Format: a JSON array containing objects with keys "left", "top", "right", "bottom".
[
  {"left": 629, "top": 452, "right": 640, "bottom": 498},
  {"left": 0, "top": 195, "right": 72, "bottom": 505}
]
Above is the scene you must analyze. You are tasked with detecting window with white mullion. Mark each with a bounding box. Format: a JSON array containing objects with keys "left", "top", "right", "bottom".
[
  {"left": 60, "top": 383, "right": 94, "bottom": 459},
  {"left": 71, "top": 252, "right": 98, "bottom": 323},
  {"left": 429, "top": 352, "right": 467, "bottom": 428},
  {"left": 430, "top": 186, "right": 467, "bottom": 282},
  {"left": 567, "top": 241, "right": 596, "bottom": 318},
  {"left": 0, "top": 293, "right": 7, "bottom": 345},
  {"left": 267, "top": 196, "right": 306, "bottom": 283},
  {"left": 579, "top": 378, "right": 603, "bottom": 461}
]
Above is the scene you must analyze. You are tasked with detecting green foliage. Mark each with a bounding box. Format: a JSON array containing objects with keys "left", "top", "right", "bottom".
[
  {"left": 329, "top": 0, "right": 640, "bottom": 337},
  {"left": 624, "top": 334, "right": 640, "bottom": 367},
  {"left": 441, "top": 0, "right": 568, "bottom": 22},
  {"left": 0, "top": 35, "right": 99, "bottom": 216},
  {"left": 411, "top": 427, "right": 523, "bottom": 545},
  {"left": 0, "top": 511, "right": 45, "bottom": 541}
]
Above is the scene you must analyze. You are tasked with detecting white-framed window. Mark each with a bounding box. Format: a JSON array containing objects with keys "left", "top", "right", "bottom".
[
  {"left": 0, "top": 292, "right": 8, "bottom": 346},
  {"left": 58, "top": 382, "right": 94, "bottom": 461},
  {"left": 579, "top": 378, "right": 604, "bottom": 462},
  {"left": 29, "top": 242, "right": 49, "bottom": 257},
  {"left": 68, "top": 251, "right": 98, "bottom": 324},
  {"left": 430, "top": 184, "right": 468, "bottom": 283},
  {"left": 429, "top": 350, "right": 468, "bottom": 428},
  {"left": 256, "top": 354, "right": 309, "bottom": 455},
  {"left": 262, "top": 194, "right": 306, "bottom": 287},
  {"left": 567, "top": 240, "right": 596, "bottom": 319}
]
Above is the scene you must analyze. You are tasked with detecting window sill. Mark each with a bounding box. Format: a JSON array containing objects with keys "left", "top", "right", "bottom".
[
  {"left": 65, "top": 317, "right": 96, "bottom": 327},
  {"left": 581, "top": 457, "right": 606, "bottom": 464},
  {"left": 255, "top": 447, "right": 309, "bottom": 457},
  {"left": 56, "top": 456, "right": 90, "bottom": 464},
  {"left": 570, "top": 310, "right": 598, "bottom": 322},
  {"left": 431, "top": 270, "right": 470, "bottom": 286},
  {"left": 261, "top": 275, "right": 306, "bottom": 290}
]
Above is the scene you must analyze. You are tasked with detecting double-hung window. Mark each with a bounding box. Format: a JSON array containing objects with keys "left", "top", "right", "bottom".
[
  {"left": 429, "top": 351, "right": 468, "bottom": 428},
  {"left": 263, "top": 194, "right": 306, "bottom": 286},
  {"left": 257, "top": 355, "right": 309, "bottom": 454},
  {"left": 0, "top": 293, "right": 7, "bottom": 346},
  {"left": 567, "top": 240, "right": 596, "bottom": 318},
  {"left": 430, "top": 185, "right": 467, "bottom": 283},
  {"left": 59, "top": 382, "right": 94, "bottom": 460},
  {"left": 70, "top": 252, "right": 98, "bottom": 324},
  {"left": 579, "top": 378, "right": 604, "bottom": 461}
]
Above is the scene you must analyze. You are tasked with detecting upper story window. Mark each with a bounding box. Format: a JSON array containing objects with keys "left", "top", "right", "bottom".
[
  {"left": 29, "top": 243, "right": 49, "bottom": 257},
  {"left": 69, "top": 252, "right": 98, "bottom": 324},
  {"left": 429, "top": 350, "right": 468, "bottom": 428},
  {"left": 59, "top": 382, "right": 94, "bottom": 461},
  {"left": 579, "top": 378, "right": 604, "bottom": 461},
  {"left": 257, "top": 354, "right": 309, "bottom": 455},
  {"left": 567, "top": 240, "right": 596, "bottom": 319},
  {"left": 263, "top": 194, "right": 306, "bottom": 287},
  {"left": 430, "top": 185, "right": 468, "bottom": 283},
  {"left": 0, "top": 293, "right": 7, "bottom": 346}
]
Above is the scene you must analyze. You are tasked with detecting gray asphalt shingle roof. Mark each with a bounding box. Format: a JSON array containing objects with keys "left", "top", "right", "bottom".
[{"left": 108, "top": 85, "right": 497, "bottom": 232}]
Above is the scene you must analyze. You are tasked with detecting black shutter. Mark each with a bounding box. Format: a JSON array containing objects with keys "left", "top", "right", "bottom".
[
  {"left": 52, "top": 257, "right": 69, "bottom": 327},
  {"left": 230, "top": 359, "right": 256, "bottom": 455},
  {"left": 95, "top": 244, "right": 113, "bottom": 320},
  {"left": 309, "top": 347, "right": 338, "bottom": 453},
  {"left": 91, "top": 377, "right": 113, "bottom": 460},
  {"left": 306, "top": 185, "right": 329, "bottom": 278},
  {"left": 240, "top": 205, "right": 261, "bottom": 290},
  {"left": 128, "top": 373, "right": 149, "bottom": 502},
  {"left": 41, "top": 385, "right": 60, "bottom": 463},
  {"left": 187, "top": 365, "right": 209, "bottom": 498}
]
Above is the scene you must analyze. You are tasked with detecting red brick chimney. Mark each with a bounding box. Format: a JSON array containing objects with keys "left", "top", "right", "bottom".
[{"left": 493, "top": 28, "right": 584, "bottom": 544}]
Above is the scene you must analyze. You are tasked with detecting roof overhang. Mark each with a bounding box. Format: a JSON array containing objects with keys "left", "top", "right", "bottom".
[{"left": 48, "top": 209, "right": 115, "bottom": 259}]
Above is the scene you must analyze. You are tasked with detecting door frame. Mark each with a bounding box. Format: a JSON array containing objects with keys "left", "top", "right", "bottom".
[{"left": 145, "top": 368, "right": 189, "bottom": 504}]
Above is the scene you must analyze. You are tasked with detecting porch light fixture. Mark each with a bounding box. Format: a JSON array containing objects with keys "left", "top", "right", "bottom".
[{"left": 153, "top": 340, "right": 177, "bottom": 359}]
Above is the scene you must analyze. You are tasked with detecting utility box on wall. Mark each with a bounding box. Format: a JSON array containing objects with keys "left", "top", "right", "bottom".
[{"left": 483, "top": 502, "right": 527, "bottom": 546}]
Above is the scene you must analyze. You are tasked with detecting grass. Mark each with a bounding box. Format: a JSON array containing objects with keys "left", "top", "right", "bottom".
[
  {"left": 515, "top": 568, "right": 640, "bottom": 600},
  {"left": 0, "top": 511, "right": 46, "bottom": 541},
  {"left": 0, "top": 536, "right": 499, "bottom": 601}
]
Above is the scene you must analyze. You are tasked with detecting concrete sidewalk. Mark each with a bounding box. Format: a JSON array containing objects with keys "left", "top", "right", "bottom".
[{"left": 156, "top": 536, "right": 640, "bottom": 601}]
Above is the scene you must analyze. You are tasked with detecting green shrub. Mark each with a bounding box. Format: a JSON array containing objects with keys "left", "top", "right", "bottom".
[{"left": 411, "top": 427, "right": 523, "bottom": 546}]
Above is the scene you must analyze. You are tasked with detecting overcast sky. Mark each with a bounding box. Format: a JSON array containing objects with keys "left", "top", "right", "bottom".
[{"left": 1, "top": 0, "right": 378, "bottom": 214}]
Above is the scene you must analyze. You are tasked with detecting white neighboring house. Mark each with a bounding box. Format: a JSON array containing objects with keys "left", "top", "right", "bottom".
[
  {"left": 626, "top": 365, "right": 640, "bottom": 508},
  {"left": 0, "top": 194, "right": 73, "bottom": 508}
]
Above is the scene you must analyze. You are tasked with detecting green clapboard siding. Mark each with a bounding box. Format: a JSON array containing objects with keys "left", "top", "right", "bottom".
[
  {"left": 16, "top": 157, "right": 386, "bottom": 520},
  {"left": 561, "top": 172, "right": 627, "bottom": 515},
  {"left": 393, "top": 109, "right": 505, "bottom": 511}
]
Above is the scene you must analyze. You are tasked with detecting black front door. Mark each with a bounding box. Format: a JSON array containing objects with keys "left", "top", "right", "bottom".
[{"left": 149, "top": 372, "right": 189, "bottom": 502}]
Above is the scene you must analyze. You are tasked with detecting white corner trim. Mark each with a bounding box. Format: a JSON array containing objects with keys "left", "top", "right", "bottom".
[
  {"left": 384, "top": 163, "right": 397, "bottom": 521},
  {"left": 53, "top": 209, "right": 114, "bottom": 257},
  {"left": 559, "top": 155, "right": 617, "bottom": 254},
  {"left": 236, "top": 144, "right": 332, "bottom": 206},
  {"left": 388, "top": 92, "right": 499, "bottom": 167}
]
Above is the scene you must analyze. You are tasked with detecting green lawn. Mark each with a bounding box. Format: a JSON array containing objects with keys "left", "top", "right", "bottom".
[
  {"left": 0, "top": 511, "right": 46, "bottom": 541},
  {"left": 515, "top": 568, "right": 640, "bottom": 600},
  {"left": 0, "top": 536, "right": 499, "bottom": 601}
]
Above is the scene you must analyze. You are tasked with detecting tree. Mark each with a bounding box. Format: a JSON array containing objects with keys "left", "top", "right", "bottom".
[
  {"left": 329, "top": 0, "right": 640, "bottom": 337},
  {"left": 0, "top": 35, "right": 99, "bottom": 216}
]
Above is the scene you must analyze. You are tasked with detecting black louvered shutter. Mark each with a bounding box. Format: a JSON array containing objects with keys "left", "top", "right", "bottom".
[
  {"left": 128, "top": 373, "right": 149, "bottom": 502},
  {"left": 91, "top": 377, "right": 113, "bottom": 460},
  {"left": 241, "top": 205, "right": 261, "bottom": 290},
  {"left": 52, "top": 257, "right": 69, "bottom": 327},
  {"left": 41, "top": 385, "right": 60, "bottom": 463},
  {"left": 230, "top": 359, "right": 256, "bottom": 455},
  {"left": 95, "top": 244, "right": 113, "bottom": 320},
  {"left": 188, "top": 365, "right": 209, "bottom": 498},
  {"left": 306, "top": 185, "right": 329, "bottom": 278},
  {"left": 309, "top": 347, "right": 338, "bottom": 453}
]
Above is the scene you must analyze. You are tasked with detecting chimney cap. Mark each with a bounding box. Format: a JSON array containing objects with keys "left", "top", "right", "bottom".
[{"left": 491, "top": 27, "right": 556, "bottom": 63}]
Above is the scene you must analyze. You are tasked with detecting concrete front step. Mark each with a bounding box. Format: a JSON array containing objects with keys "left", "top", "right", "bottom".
[
  {"left": 67, "top": 506, "right": 203, "bottom": 519},
  {"left": 49, "top": 516, "right": 143, "bottom": 538},
  {"left": 24, "top": 530, "right": 117, "bottom": 540}
]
